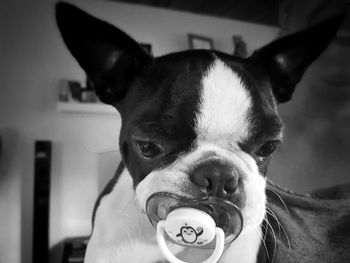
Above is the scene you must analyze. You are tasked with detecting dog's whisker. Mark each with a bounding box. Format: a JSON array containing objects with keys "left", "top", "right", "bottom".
[
  {"left": 279, "top": 224, "right": 291, "bottom": 250},
  {"left": 266, "top": 207, "right": 284, "bottom": 234},
  {"left": 265, "top": 208, "right": 281, "bottom": 235},
  {"left": 258, "top": 225, "right": 270, "bottom": 261},
  {"left": 266, "top": 207, "right": 291, "bottom": 250},
  {"left": 264, "top": 217, "right": 277, "bottom": 263},
  {"left": 261, "top": 220, "right": 269, "bottom": 242},
  {"left": 269, "top": 189, "right": 290, "bottom": 214}
]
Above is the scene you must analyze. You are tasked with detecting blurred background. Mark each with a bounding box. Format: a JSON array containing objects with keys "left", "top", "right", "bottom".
[{"left": 0, "top": 0, "right": 349, "bottom": 263}]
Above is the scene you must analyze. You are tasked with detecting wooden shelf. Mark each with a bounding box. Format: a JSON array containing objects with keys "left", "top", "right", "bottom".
[{"left": 56, "top": 102, "right": 118, "bottom": 115}]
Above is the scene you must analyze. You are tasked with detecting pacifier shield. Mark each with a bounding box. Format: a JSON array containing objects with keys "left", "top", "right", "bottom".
[{"left": 146, "top": 192, "right": 243, "bottom": 245}]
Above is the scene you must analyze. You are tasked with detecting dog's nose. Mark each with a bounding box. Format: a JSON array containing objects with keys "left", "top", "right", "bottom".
[{"left": 189, "top": 159, "right": 239, "bottom": 198}]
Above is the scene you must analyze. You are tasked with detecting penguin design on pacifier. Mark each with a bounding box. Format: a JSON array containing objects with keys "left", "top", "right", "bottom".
[{"left": 176, "top": 223, "right": 203, "bottom": 244}]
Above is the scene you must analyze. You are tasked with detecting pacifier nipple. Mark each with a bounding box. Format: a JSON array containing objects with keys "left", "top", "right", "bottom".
[{"left": 157, "top": 207, "right": 225, "bottom": 263}]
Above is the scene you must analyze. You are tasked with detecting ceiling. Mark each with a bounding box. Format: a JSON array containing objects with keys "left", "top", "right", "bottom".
[
  {"left": 109, "top": 0, "right": 350, "bottom": 39},
  {"left": 109, "top": 0, "right": 279, "bottom": 26}
]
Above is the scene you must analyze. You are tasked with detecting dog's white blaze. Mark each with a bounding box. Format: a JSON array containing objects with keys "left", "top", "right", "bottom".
[{"left": 196, "top": 59, "right": 252, "bottom": 143}]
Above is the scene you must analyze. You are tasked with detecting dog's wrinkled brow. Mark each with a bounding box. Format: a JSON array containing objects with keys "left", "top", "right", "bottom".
[
  {"left": 251, "top": 115, "right": 284, "bottom": 142},
  {"left": 134, "top": 121, "right": 181, "bottom": 141},
  {"left": 134, "top": 122, "right": 163, "bottom": 137}
]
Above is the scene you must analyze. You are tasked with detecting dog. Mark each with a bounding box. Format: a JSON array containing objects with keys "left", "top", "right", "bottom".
[{"left": 55, "top": 2, "right": 347, "bottom": 263}]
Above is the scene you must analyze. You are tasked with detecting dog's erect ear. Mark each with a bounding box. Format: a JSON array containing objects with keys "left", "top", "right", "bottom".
[
  {"left": 250, "top": 14, "right": 344, "bottom": 103},
  {"left": 55, "top": 2, "right": 152, "bottom": 105}
]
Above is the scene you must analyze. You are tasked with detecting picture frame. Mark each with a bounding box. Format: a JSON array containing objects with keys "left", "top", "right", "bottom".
[{"left": 188, "top": 34, "right": 214, "bottom": 50}]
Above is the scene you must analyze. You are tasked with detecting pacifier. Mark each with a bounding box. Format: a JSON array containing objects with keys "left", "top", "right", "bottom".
[{"left": 146, "top": 192, "right": 243, "bottom": 263}]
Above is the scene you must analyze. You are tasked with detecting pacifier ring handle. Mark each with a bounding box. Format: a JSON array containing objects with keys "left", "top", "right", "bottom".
[{"left": 157, "top": 220, "right": 225, "bottom": 263}]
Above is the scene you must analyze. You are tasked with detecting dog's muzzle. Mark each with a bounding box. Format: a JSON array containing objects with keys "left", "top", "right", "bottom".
[{"left": 146, "top": 192, "right": 243, "bottom": 246}]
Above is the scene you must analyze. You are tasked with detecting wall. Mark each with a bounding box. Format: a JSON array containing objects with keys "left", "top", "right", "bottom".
[
  {"left": 0, "top": 1, "right": 279, "bottom": 263},
  {"left": 268, "top": 45, "right": 350, "bottom": 192}
]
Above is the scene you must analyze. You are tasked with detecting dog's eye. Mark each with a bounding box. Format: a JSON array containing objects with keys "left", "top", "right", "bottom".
[
  {"left": 255, "top": 140, "right": 279, "bottom": 157},
  {"left": 135, "top": 140, "right": 164, "bottom": 159}
]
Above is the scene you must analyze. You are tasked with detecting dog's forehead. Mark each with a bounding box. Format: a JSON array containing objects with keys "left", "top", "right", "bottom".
[
  {"left": 130, "top": 50, "right": 278, "bottom": 145},
  {"left": 130, "top": 51, "right": 214, "bottom": 138}
]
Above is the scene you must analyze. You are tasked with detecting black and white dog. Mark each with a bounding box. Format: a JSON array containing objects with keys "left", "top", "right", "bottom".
[{"left": 56, "top": 3, "right": 346, "bottom": 263}]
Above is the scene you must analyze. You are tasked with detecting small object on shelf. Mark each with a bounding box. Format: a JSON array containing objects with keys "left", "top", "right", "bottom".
[
  {"left": 68, "top": 80, "right": 83, "bottom": 102},
  {"left": 80, "top": 87, "right": 97, "bottom": 103},
  {"left": 59, "top": 81, "right": 69, "bottom": 102},
  {"left": 80, "top": 78, "right": 98, "bottom": 103}
]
